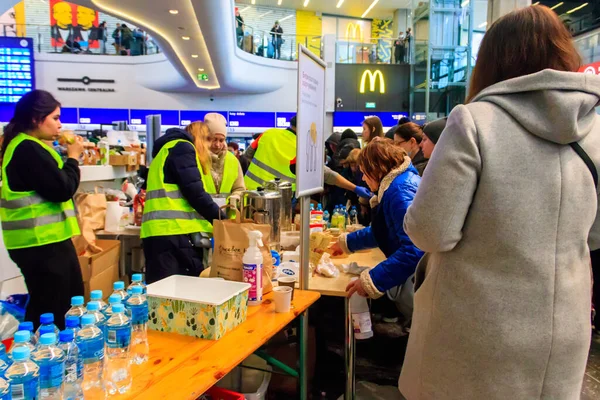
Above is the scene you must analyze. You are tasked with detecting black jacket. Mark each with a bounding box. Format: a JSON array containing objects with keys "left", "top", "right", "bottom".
[{"left": 151, "top": 128, "right": 225, "bottom": 222}]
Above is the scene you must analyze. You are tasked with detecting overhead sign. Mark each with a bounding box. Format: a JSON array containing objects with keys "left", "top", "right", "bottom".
[
  {"left": 275, "top": 112, "right": 296, "bottom": 128},
  {"left": 179, "top": 110, "right": 227, "bottom": 126},
  {"left": 56, "top": 75, "right": 116, "bottom": 93},
  {"left": 78, "top": 108, "right": 129, "bottom": 125},
  {"left": 60, "top": 107, "right": 78, "bottom": 124},
  {"left": 579, "top": 62, "right": 600, "bottom": 75},
  {"left": 0, "top": 37, "right": 34, "bottom": 104},
  {"left": 333, "top": 111, "right": 408, "bottom": 128},
  {"left": 130, "top": 109, "right": 179, "bottom": 126},
  {"left": 359, "top": 69, "right": 385, "bottom": 94},
  {"left": 228, "top": 111, "right": 275, "bottom": 129}
]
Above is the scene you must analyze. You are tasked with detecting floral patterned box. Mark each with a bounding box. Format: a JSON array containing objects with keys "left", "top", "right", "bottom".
[{"left": 146, "top": 275, "right": 251, "bottom": 340}]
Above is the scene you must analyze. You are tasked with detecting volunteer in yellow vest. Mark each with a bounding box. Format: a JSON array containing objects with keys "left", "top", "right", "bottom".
[
  {"left": 0, "top": 90, "right": 84, "bottom": 329},
  {"left": 243, "top": 115, "right": 297, "bottom": 190},
  {"left": 141, "top": 122, "right": 225, "bottom": 284},
  {"left": 200, "top": 113, "right": 245, "bottom": 199}
]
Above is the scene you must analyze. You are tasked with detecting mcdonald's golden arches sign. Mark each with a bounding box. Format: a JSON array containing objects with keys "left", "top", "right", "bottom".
[{"left": 359, "top": 69, "right": 385, "bottom": 94}]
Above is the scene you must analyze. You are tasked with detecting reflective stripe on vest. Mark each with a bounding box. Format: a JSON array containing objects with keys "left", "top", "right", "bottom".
[
  {"left": 0, "top": 133, "right": 80, "bottom": 250},
  {"left": 244, "top": 128, "right": 296, "bottom": 190},
  {"left": 202, "top": 151, "right": 239, "bottom": 196},
  {"left": 140, "top": 139, "right": 213, "bottom": 239}
]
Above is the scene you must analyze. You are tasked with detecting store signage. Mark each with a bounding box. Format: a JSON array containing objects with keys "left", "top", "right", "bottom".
[
  {"left": 129, "top": 109, "right": 180, "bottom": 126},
  {"left": 365, "top": 102, "right": 376, "bottom": 108},
  {"left": 57, "top": 75, "right": 116, "bottom": 93},
  {"left": 346, "top": 23, "right": 363, "bottom": 41},
  {"left": 0, "top": 37, "right": 35, "bottom": 104},
  {"left": 78, "top": 108, "right": 129, "bottom": 125},
  {"left": 333, "top": 111, "right": 408, "bottom": 128},
  {"left": 579, "top": 62, "right": 600, "bottom": 75},
  {"left": 275, "top": 112, "right": 295, "bottom": 128},
  {"left": 179, "top": 110, "right": 227, "bottom": 126},
  {"left": 359, "top": 69, "right": 385, "bottom": 94},
  {"left": 228, "top": 111, "right": 275, "bottom": 128}
]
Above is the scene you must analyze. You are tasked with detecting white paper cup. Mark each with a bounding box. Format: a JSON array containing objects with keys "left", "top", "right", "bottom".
[
  {"left": 277, "top": 276, "right": 297, "bottom": 300},
  {"left": 273, "top": 286, "right": 293, "bottom": 313}
]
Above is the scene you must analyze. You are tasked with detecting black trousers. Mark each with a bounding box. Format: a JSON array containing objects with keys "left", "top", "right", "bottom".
[
  {"left": 9, "top": 239, "right": 84, "bottom": 330},
  {"left": 143, "top": 234, "right": 205, "bottom": 284}
]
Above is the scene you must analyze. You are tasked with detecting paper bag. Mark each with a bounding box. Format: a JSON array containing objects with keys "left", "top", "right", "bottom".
[
  {"left": 211, "top": 208, "right": 273, "bottom": 294},
  {"left": 72, "top": 189, "right": 107, "bottom": 255}
]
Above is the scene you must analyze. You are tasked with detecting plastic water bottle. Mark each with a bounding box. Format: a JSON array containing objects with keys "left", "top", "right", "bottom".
[
  {"left": 317, "top": 203, "right": 323, "bottom": 211},
  {"left": 104, "top": 294, "right": 131, "bottom": 319},
  {"left": 125, "top": 286, "right": 149, "bottom": 365},
  {"left": 0, "top": 342, "right": 7, "bottom": 366},
  {"left": 349, "top": 206, "right": 358, "bottom": 225},
  {"left": 59, "top": 330, "right": 83, "bottom": 400},
  {"left": 104, "top": 304, "right": 132, "bottom": 394},
  {"left": 86, "top": 302, "right": 107, "bottom": 332},
  {"left": 331, "top": 205, "right": 339, "bottom": 229},
  {"left": 89, "top": 291, "right": 108, "bottom": 312},
  {"left": 65, "top": 316, "right": 81, "bottom": 336},
  {"left": 65, "top": 296, "right": 86, "bottom": 319},
  {"left": 17, "top": 321, "right": 36, "bottom": 346},
  {"left": 5, "top": 347, "right": 40, "bottom": 400},
  {"left": 32, "top": 333, "right": 65, "bottom": 399},
  {"left": 349, "top": 278, "right": 373, "bottom": 340},
  {"left": 0, "top": 376, "right": 9, "bottom": 399},
  {"left": 112, "top": 282, "right": 129, "bottom": 303},
  {"left": 9, "top": 331, "right": 36, "bottom": 361},
  {"left": 0, "top": 358, "right": 8, "bottom": 378},
  {"left": 76, "top": 314, "right": 106, "bottom": 398},
  {"left": 36, "top": 313, "right": 60, "bottom": 340},
  {"left": 339, "top": 205, "right": 347, "bottom": 230},
  {"left": 310, "top": 203, "right": 315, "bottom": 212},
  {"left": 323, "top": 210, "right": 330, "bottom": 229},
  {"left": 127, "top": 274, "right": 146, "bottom": 295}
]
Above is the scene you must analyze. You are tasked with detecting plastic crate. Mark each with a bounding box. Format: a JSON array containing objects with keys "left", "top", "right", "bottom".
[{"left": 203, "top": 387, "right": 244, "bottom": 400}]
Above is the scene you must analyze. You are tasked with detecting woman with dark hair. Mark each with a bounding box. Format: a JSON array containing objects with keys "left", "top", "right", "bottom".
[
  {"left": 400, "top": 6, "right": 599, "bottom": 399},
  {"left": 393, "top": 122, "right": 427, "bottom": 176},
  {"left": 361, "top": 116, "right": 384, "bottom": 144},
  {"left": 0, "top": 90, "right": 84, "bottom": 329}
]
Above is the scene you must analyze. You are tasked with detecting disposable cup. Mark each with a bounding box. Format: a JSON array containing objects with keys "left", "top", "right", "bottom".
[
  {"left": 273, "top": 286, "right": 293, "bottom": 313},
  {"left": 277, "top": 276, "right": 297, "bottom": 300}
]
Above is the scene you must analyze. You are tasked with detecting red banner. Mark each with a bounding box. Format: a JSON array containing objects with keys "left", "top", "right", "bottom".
[
  {"left": 50, "top": 0, "right": 99, "bottom": 49},
  {"left": 578, "top": 62, "right": 600, "bottom": 75}
]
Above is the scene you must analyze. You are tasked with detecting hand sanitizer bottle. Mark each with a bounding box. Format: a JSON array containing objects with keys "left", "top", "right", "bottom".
[{"left": 243, "top": 231, "right": 264, "bottom": 306}]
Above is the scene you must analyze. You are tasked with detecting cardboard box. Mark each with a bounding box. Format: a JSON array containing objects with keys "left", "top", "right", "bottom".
[
  {"left": 78, "top": 240, "right": 120, "bottom": 299},
  {"left": 109, "top": 154, "right": 137, "bottom": 166}
]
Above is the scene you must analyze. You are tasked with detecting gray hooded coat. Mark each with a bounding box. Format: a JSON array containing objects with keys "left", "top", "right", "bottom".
[{"left": 401, "top": 69, "right": 600, "bottom": 400}]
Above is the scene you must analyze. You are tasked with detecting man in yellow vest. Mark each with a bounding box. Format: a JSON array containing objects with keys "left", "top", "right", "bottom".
[{"left": 244, "top": 116, "right": 297, "bottom": 190}]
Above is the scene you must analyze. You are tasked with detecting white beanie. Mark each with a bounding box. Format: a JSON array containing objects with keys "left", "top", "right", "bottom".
[{"left": 204, "top": 113, "right": 228, "bottom": 138}]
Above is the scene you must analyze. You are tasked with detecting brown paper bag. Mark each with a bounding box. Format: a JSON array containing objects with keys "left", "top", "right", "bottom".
[
  {"left": 72, "top": 189, "right": 107, "bottom": 255},
  {"left": 211, "top": 207, "right": 273, "bottom": 294}
]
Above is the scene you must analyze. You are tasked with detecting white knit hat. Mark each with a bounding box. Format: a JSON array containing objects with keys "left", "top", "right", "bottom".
[{"left": 204, "top": 112, "right": 228, "bottom": 138}]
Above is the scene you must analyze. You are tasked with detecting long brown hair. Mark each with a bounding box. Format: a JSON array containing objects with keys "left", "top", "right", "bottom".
[
  {"left": 362, "top": 116, "right": 384, "bottom": 143},
  {"left": 185, "top": 121, "right": 211, "bottom": 175},
  {"left": 358, "top": 137, "right": 408, "bottom": 182},
  {"left": 394, "top": 122, "right": 423, "bottom": 144},
  {"left": 467, "top": 5, "right": 580, "bottom": 102}
]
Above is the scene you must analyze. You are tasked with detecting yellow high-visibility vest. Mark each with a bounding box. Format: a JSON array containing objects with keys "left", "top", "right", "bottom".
[
  {"left": 244, "top": 128, "right": 296, "bottom": 190},
  {"left": 202, "top": 151, "right": 239, "bottom": 195}
]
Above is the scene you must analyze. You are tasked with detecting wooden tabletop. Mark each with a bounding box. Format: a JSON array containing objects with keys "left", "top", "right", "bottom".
[{"left": 113, "top": 289, "right": 320, "bottom": 399}]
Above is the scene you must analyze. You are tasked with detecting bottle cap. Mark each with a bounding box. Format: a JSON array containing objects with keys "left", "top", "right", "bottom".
[
  {"left": 112, "top": 304, "right": 124, "bottom": 313},
  {"left": 131, "top": 286, "right": 143, "bottom": 295},
  {"left": 87, "top": 301, "right": 100, "bottom": 311},
  {"left": 71, "top": 296, "right": 84, "bottom": 306},
  {"left": 39, "top": 325, "right": 54, "bottom": 336},
  {"left": 12, "top": 347, "right": 29, "bottom": 361},
  {"left": 81, "top": 314, "right": 96, "bottom": 326},
  {"left": 14, "top": 330, "right": 30, "bottom": 343},
  {"left": 40, "top": 313, "right": 54, "bottom": 324},
  {"left": 59, "top": 330, "right": 74, "bottom": 343},
  {"left": 113, "top": 281, "right": 125, "bottom": 290},
  {"left": 39, "top": 333, "right": 57, "bottom": 345},
  {"left": 108, "top": 294, "right": 121, "bottom": 304},
  {"left": 132, "top": 274, "right": 143, "bottom": 282},
  {"left": 90, "top": 290, "right": 103, "bottom": 300},
  {"left": 18, "top": 321, "right": 33, "bottom": 332},
  {"left": 65, "top": 316, "right": 80, "bottom": 329}
]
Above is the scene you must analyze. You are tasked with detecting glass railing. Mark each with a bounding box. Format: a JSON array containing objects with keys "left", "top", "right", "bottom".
[
  {"left": 575, "top": 28, "right": 600, "bottom": 65},
  {"left": 236, "top": 24, "right": 322, "bottom": 61},
  {"left": 0, "top": 23, "right": 161, "bottom": 56},
  {"left": 335, "top": 37, "right": 414, "bottom": 64}
]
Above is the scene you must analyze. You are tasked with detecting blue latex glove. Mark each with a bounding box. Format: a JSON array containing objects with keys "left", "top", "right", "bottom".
[{"left": 354, "top": 186, "right": 373, "bottom": 199}]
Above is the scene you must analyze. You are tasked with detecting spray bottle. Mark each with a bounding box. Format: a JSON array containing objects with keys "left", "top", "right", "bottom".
[{"left": 243, "top": 231, "right": 264, "bottom": 306}]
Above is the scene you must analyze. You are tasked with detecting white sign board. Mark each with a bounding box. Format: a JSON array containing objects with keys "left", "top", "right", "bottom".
[{"left": 296, "top": 45, "right": 326, "bottom": 197}]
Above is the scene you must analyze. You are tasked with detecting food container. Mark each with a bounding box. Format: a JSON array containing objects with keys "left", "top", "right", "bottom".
[{"left": 147, "top": 276, "right": 250, "bottom": 340}]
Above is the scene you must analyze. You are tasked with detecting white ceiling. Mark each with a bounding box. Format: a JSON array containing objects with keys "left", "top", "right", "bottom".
[{"left": 234, "top": 0, "right": 412, "bottom": 19}]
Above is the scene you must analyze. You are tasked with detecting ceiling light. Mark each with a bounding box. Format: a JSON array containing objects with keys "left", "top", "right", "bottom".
[
  {"left": 303, "top": 0, "right": 309, "bottom": 6},
  {"left": 567, "top": 2, "right": 588, "bottom": 13},
  {"left": 259, "top": 11, "right": 273, "bottom": 18},
  {"left": 461, "top": 0, "right": 469, "bottom": 7},
  {"left": 169, "top": 9, "right": 178, "bottom": 14},
  {"left": 336, "top": 0, "right": 344, "bottom": 7},
  {"left": 278, "top": 0, "right": 282, "bottom": 4},
  {"left": 361, "top": 0, "right": 379, "bottom": 18},
  {"left": 239, "top": 6, "right": 250, "bottom": 12},
  {"left": 550, "top": 2, "right": 563, "bottom": 10},
  {"left": 191, "top": 54, "right": 198, "bottom": 58},
  {"left": 198, "top": 68, "right": 205, "bottom": 71},
  {"left": 251, "top": 0, "right": 255, "bottom": 4},
  {"left": 532, "top": 1, "right": 539, "bottom": 5},
  {"left": 478, "top": 21, "right": 487, "bottom": 28},
  {"left": 182, "top": 36, "right": 190, "bottom": 40},
  {"left": 280, "top": 14, "right": 294, "bottom": 22}
]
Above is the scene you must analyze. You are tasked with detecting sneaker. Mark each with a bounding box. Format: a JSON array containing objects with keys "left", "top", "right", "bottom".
[{"left": 382, "top": 316, "right": 399, "bottom": 323}]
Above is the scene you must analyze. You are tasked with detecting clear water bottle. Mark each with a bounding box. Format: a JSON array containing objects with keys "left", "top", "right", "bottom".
[
  {"left": 86, "top": 302, "right": 107, "bottom": 332},
  {"left": 59, "top": 330, "right": 83, "bottom": 400},
  {"left": 0, "top": 342, "right": 7, "bottom": 366},
  {"left": 5, "top": 347, "right": 39, "bottom": 400},
  {"left": 0, "top": 358, "right": 8, "bottom": 378},
  {"left": 89, "top": 291, "right": 108, "bottom": 313},
  {"left": 32, "top": 333, "right": 65, "bottom": 399},
  {"left": 317, "top": 203, "right": 323, "bottom": 211},
  {"left": 105, "top": 304, "right": 132, "bottom": 394},
  {"left": 17, "top": 321, "right": 36, "bottom": 346},
  {"left": 125, "top": 286, "right": 149, "bottom": 365},
  {"left": 65, "top": 316, "right": 81, "bottom": 336},
  {"left": 323, "top": 210, "right": 330, "bottom": 229},
  {"left": 127, "top": 274, "right": 146, "bottom": 295},
  {"left": 105, "top": 294, "right": 131, "bottom": 319},
  {"left": 0, "top": 376, "right": 9, "bottom": 399},
  {"left": 112, "top": 282, "right": 129, "bottom": 303},
  {"left": 9, "top": 331, "right": 36, "bottom": 361},
  {"left": 65, "top": 296, "right": 86, "bottom": 320},
  {"left": 35, "top": 313, "right": 60, "bottom": 340},
  {"left": 332, "top": 205, "right": 339, "bottom": 229},
  {"left": 339, "top": 205, "right": 347, "bottom": 230},
  {"left": 349, "top": 206, "right": 358, "bottom": 225},
  {"left": 76, "top": 314, "right": 106, "bottom": 399}
]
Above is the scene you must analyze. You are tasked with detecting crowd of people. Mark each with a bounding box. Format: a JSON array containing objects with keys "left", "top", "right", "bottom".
[{"left": 2, "top": 4, "right": 600, "bottom": 399}]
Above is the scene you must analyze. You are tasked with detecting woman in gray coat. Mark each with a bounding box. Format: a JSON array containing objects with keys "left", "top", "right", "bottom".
[{"left": 401, "top": 6, "right": 600, "bottom": 400}]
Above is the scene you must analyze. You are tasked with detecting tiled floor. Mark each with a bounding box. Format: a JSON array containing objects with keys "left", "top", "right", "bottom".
[{"left": 582, "top": 334, "right": 600, "bottom": 400}]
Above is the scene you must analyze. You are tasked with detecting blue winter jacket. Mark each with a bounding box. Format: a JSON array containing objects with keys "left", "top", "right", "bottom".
[{"left": 346, "top": 165, "right": 424, "bottom": 293}]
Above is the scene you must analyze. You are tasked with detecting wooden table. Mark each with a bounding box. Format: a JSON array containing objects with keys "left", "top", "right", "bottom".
[{"left": 114, "top": 289, "right": 320, "bottom": 399}]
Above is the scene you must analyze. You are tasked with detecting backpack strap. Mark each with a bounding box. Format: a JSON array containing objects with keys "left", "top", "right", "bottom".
[{"left": 570, "top": 142, "right": 598, "bottom": 189}]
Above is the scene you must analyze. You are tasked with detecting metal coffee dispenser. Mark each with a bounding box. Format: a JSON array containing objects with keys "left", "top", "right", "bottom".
[
  {"left": 242, "top": 188, "right": 282, "bottom": 249},
  {"left": 264, "top": 178, "right": 293, "bottom": 232}
]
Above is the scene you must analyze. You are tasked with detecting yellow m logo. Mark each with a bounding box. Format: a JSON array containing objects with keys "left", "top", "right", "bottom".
[
  {"left": 359, "top": 70, "right": 385, "bottom": 94},
  {"left": 346, "top": 23, "right": 363, "bottom": 41}
]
